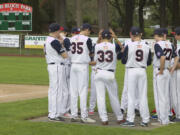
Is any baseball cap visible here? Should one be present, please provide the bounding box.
[60,26,69,32]
[71,27,80,34]
[101,30,112,39]
[153,28,164,35]
[130,27,142,35]
[163,28,168,35]
[81,23,92,31]
[175,27,180,35]
[49,23,60,32]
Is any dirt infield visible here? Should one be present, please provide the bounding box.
[0,84,48,103]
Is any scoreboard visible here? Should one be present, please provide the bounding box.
[0,3,32,31]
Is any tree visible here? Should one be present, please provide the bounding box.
[76,0,82,27]
[172,0,180,29]
[138,0,146,34]
[54,0,66,26]
[97,0,108,29]
[123,0,135,35]
[159,0,167,27]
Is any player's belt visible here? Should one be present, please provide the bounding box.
[48,62,65,65]
[127,67,146,69]
[97,68,114,72]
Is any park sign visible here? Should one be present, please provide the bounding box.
[0,3,32,31]
[0,34,19,47]
[25,36,47,49]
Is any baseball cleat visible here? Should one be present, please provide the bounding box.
[88,111,95,115]
[48,117,65,122]
[102,121,109,125]
[71,117,80,122]
[121,121,135,127]
[169,115,176,122]
[151,114,158,119]
[140,122,148,127]
[81,117,96,123]
[174,118,180,122]
[117,119,126,125]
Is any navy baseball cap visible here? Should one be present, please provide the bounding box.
[60,26,69,32]
[163,28,168,35]
[101,30,112,39]
[130,27,142,35]
[49,23,60,32]
[81,23,92,31]
[71,27,80,34]
[175,27,180,35]
[153,28,164,35]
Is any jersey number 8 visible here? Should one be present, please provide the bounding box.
[97,50,113,62]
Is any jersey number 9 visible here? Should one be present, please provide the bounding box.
[136,50,143,62]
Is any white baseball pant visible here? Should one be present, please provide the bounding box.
[126,68,149,123]
[94,70,123,122]
[70,63,89,119]
[48,64,68,118]
[153,68,170,124]
[89,68,97,112]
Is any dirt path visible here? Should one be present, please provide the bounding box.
[0,84,48,103]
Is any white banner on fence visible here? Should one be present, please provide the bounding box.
[24,35,155,50]
[25,36,47,49]
[0,34,19,48]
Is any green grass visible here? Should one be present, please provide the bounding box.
[0,56,180,135]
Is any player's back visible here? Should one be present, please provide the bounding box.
[95,42,117,70]
[153,40,173,68]
[44,36,64,64]
[126,40,150,68]
[70,34,90,64]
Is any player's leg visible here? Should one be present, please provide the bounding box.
[138,69,150,124]
[156,69,170,124]
[78,64,89,119]
[89,68,97,114]
[47,65,58,118]
[105,74,124,122]
[70,64,79,119]
[121,69,128,112]
[175,69,180,120]
[94,70,108,123]
[126,68,137,123]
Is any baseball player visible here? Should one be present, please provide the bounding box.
[71,27,80,37]
[153,28,177,125]
[44,23,68,121]
[59,26,72,118]
[121,27,151,127]
[170,27,180,122]
[94,29,124,125]
[69,23,96,123]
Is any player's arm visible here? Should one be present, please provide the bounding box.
[51,40,68,59]
[154,44,165,75]
[89,44,97,66]
[121,46,128,64]
[109,28,123,49]
[115,43,123,60]
[97,29,103,44]
[147,49,152,66]
[171,46,179,73]
[87,38,94,60]
[63,38,71,51]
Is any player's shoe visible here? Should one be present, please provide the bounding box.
[121,121,135,127]
[151,114,158,119]
[48,117,65,122]
[117,119,126,124]
[71,117,80,122]
[140,122,148,127]
[63,113,72,119]
[81,117,96,123]
[88,111,95,115]
[174,118,180,122]
[169,115,176,122]
[102,121,108,125]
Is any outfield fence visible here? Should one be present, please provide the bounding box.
[0,33,176,56]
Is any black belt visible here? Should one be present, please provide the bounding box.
[48,63,65,65]
[97,68,114,72]
[128,67,146,69]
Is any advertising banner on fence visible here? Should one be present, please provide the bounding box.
[25,36,47,49]
[0,34,19,47]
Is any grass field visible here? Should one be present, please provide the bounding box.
[0,56,180,135]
